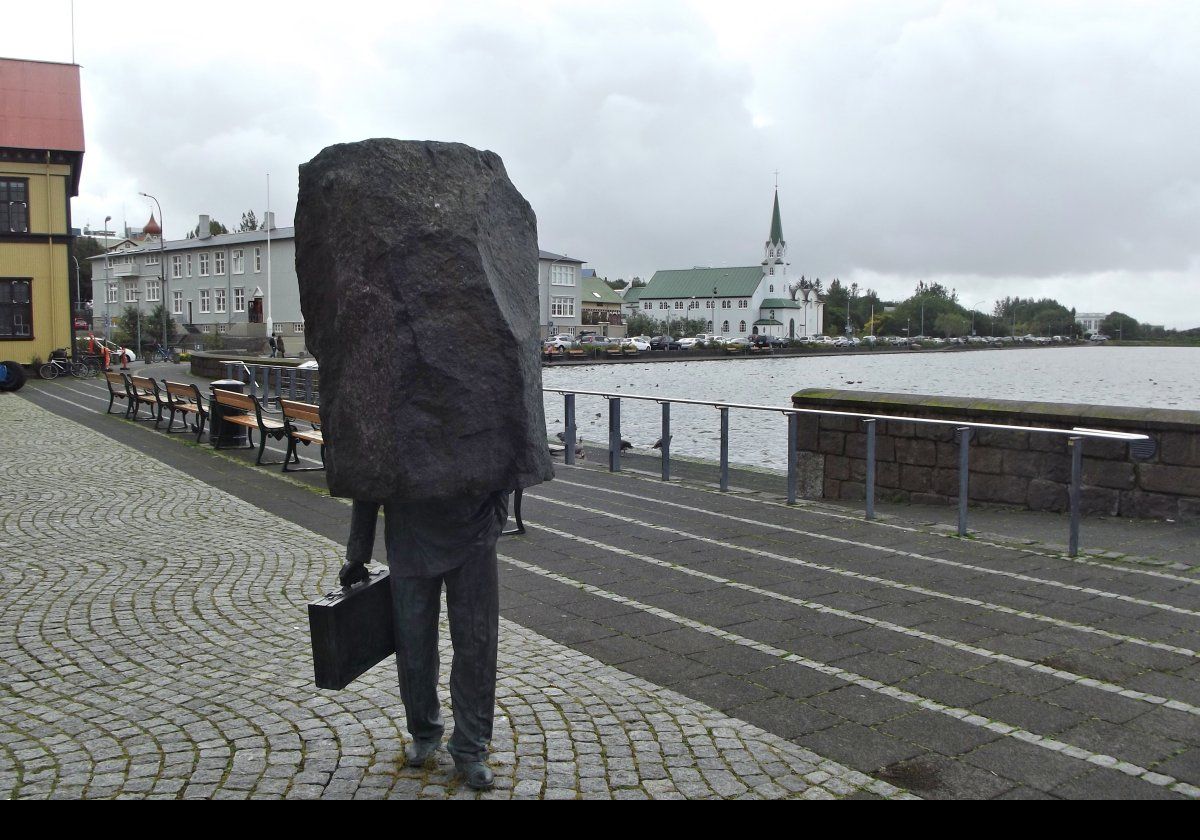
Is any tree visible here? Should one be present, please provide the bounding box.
[934,312,970,338]
[1100,311,1141,340]
[238,210,259,232]
[113,305,150,350]
[624,313,661,337]
[605,277,628,291]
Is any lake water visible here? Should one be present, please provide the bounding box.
[541,346,1200,472]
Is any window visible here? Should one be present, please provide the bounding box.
[186,255,193,277]
[172,255,183,279]
[146,253,160,266]
[201,324,212,333]
[106,284,118,304]
[124,280,137,303]
[214,288,226,314]
[659,302,669,310]
[722,320,729,332]
[234,287,245,312]
[0,279,32,338]
[674,301,684,310]
[721,300,731,309]
[643,302,652,310]
[199,289,211,314]
[231,249,244,274]
[770,310,775,319]
[738,299,748,308]
[769,266,774,275]
[254,247,262,272]
[172,291,183,315]
[706,300,713,308]
[550,264,575,286]
[214,251,225,275]
[739,321,747,333]
[216,323,228,334]
[551,296,575,317]
[769,285,774,293]
[0,179,29,233]
[199,253,210,276]
[147,280,161,302]
[293,321,305,333]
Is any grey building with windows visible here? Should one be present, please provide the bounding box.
[89,213,304,351]
[538,249,586,338]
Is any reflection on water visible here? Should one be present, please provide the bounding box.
[542,346,1200,472]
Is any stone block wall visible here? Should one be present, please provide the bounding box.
[792,389,1200,521]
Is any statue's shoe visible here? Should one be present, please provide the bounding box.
[404,739,440,767]
[454,759,495,791]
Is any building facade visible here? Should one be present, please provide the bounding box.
[636,191,824,339]
[538,249,586,338]
[580,274,626,337]
[90,213,304,351]
[0,58,85,366]
[1075,312,1107,335]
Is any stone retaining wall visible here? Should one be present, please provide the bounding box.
[791,389,1200,521]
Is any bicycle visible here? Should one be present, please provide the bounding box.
[149,343,172,363]
[39,350,91,380]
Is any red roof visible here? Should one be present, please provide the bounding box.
[0,58,85,153]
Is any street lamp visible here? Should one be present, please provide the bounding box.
[970,299,986,336]
[844,282,858,337]
[139,192,168,350]
[102,215,111,341]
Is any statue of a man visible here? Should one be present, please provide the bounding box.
[296,140,554,790]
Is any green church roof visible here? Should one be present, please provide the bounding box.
[759,297,800,309]
[754,318,784,326]
[622,285,646,303]
[641,266,762,299]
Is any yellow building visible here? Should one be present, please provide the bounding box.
[0,58,85,367]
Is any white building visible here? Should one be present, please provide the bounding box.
[1075,311,1107,335]
[635,191,824,339]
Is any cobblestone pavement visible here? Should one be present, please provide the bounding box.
[12,373,1200,799]
[0,394,908,799]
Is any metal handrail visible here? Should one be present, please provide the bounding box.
[544,387,1151,557]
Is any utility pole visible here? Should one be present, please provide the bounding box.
[139,193,167,348]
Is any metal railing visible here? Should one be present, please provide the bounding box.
[222,361,319,406]
[545,388,1151,557]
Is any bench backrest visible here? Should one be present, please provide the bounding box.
[164,380,203,404]
[212,388,257,412]
[129,375,162,398]
[281,399,321,426]
[104,371,126,391]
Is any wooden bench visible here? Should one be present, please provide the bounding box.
[103,371,132,417]
[163,380,210,441]
[280,399,324,472]
[566,347,587,360]
[128,374,168,425]
[211,387,288,465]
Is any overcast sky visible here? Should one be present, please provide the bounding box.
[4,1,1198,327]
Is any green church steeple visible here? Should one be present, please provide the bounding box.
[769,189,784,246]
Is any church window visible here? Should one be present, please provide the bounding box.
[739,321,747,333]
[769,285,774,293]
[722,320,729,332]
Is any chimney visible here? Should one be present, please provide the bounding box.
[198,214,211,240]
[262,211,276,232]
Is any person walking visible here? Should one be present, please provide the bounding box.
[274,333,286,358]
[267,334,277,358]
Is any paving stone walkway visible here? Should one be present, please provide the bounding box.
[0,394,907,799]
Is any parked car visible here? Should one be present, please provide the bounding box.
[545,334,575,350]
[622,337,650,352]
[751,334,787,348]
[650,335,681,351]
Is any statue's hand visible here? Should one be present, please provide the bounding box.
[339,559,371,588]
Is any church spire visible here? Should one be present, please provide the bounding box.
[769,188,784,246]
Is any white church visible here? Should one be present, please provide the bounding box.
[628,190,825,339]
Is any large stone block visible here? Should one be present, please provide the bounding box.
[969,447,1003,474]
[972,474,1028,505]
[1080,486,1120,516]
[899,463,933,492]
[1081,458,1135,490]
[796,415,821,451]
[895,438,937,467]
[1118,491,1179,520]
[1026,479,1067,513]
[295,139,554,501]
[818,431,845,455]
[1138,464,1200,497]
[825,455,851,481]
[1160,431,1200,467]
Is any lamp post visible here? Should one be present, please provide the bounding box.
[712,283,719,334]
[102,215,111,342]
[970,299,986,336]
[139,192,168,349]
[844,282,858,337]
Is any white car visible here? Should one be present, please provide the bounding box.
[544,334,575,350]
[622,337,650,351]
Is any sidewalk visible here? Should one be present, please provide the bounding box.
[7,373,1200,799]
[0,392,905,799]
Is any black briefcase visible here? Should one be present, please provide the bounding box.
[308,567,396,690]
